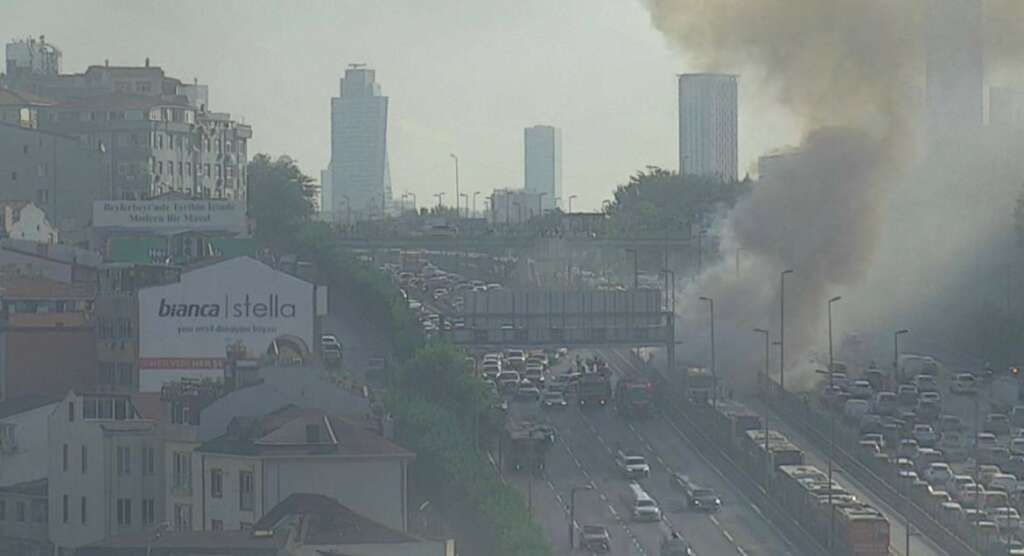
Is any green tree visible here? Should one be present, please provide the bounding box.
[247,154,316,248]
[606,166,751,236]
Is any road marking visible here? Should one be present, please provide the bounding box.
[709,515,721,527]
[608,504,618,516]
[723,530,736,543]
[737,546,749,556]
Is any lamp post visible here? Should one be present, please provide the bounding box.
[434,192,445,209]
[473,191,480,217]
[449,153,460,216]
[827,295,842,548]
[700,296,717,408]
[569,194,577,214]
[625,248,639,289]
[780,269,794,390]
[894,329,909,384]
[754,328,770,379]
[569,484,594,549]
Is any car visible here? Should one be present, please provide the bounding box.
[848,379,873,399]
[830,372,850,391]
[861,433,885,451]
[912,424,938,447]
[540,390,568,409]
[844,399,870,421]
[951,475,978,499]
[977,432,999,450]
[937,414,964,433]
[914,374,938,393]
[951,372,978,394]
[616,449,651,479]
[516,381,542,401]
[320,333,341,347]
[919,391,942,405]
[579,525,611,552]
[898,438,919,459]
[978,465,1003,488]
[986,414,1011,436]
[898,384,919,405]
[685,486,722,512]
[895,458,919,482]
[938,431,968,462]
[990,506,1022,531]
[873,392,898,416]
[1012,405,1024,428]
[1010,437,1024,456]
[923,462,954,486]
[989,473,1018,494]
[916,399,940,422]
[481,361,502,381]
[497,371,521,390]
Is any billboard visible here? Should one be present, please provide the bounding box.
[93,200,246,233]
[138,257,319,391]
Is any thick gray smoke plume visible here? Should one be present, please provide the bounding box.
[647,0,1024,388]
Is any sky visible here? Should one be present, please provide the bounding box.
[2,0,800,211]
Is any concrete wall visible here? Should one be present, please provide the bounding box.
[0,402,57,486]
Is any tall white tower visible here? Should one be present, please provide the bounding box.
[329,65,391,220]
[678,74,738,181]
[524,125,562,211]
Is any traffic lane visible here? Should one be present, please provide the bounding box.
[595,349,799,555]
[742,396,949,556]
[322,308,387,378]
[580,402,779,556]
[506,398,642,555]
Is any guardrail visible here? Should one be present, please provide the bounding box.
[759,376,981,556]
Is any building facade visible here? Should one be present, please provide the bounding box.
[0,201,58,243]
[678,73,738,181]
[329,65,391,220]
[925,0,984,138]
[524,125,561,212]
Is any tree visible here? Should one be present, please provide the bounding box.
[247,154,316,248]
[605,166,751,236]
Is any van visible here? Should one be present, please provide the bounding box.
[625,482,662,522]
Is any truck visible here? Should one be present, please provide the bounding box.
[686,367,714,404]
[579,372,612,407]
[616,371,654,418]
[503,418,554,476]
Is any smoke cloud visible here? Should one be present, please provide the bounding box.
[647,0,1024,389]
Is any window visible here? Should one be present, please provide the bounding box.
[10,171,16,181]
[177,161,183,175]
[31,500,46,523]
[80,496,87,524]
[157,134,163,149]
[115,398,127,420]
[142,498,155,525]
[117,446,130,475]
[204,163,210,177]
[167,161,174,176]
[81,445,87,474]
[135,81,151,93]
[174,503,192,531]
[210,468,223,498]
[62,444,68,471]
[68,402,75,422]
[117,364,133,387]
[15,501,24,522]
[143,446,155,475]
[84,397,98,418]
[99,398,113,418]
[211,519,223,531]
[185,162,192,175]
[173,452,191,492]
[239,470,254,511]
[116,498,132,526]
[21,145,28,155]
[62,495,68,523]
[156,161,163,174]
[0,499,5,520]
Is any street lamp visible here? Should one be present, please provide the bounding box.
[569,194,577,214]
[569,484,594,549]
[754,328,770,378]
[450,153,460,216]
[625,248,639,289]
[826,295,842,548]
[779,269,794,391]
[434,192,445,209]
[894,329,909,384]
[700,296,717,409]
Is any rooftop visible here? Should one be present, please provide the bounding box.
[256,493,418,545]
[198,405,412,459]
[0,275,97,299]
[0,478,47,496]
[0,394,59,419]
[55,92,187,111]
[0,87,53,107]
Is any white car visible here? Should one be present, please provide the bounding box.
[951,475,978,500]
[990,506,1022,530]
[919,391,942,405]
[923,462,954,486]
[989,473,1018,494]
[848,380,873,399]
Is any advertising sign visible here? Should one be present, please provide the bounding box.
[137,257,316,391]
[93,200,246,233]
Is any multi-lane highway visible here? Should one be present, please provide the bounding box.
[501,349,800,555]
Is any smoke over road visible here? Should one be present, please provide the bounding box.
[647,0,1024,389]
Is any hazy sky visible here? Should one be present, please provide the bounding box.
[3,0,799,210]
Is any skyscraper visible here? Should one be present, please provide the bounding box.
[524,125,561,211]
[925,0,984,136]
[678,74,738,181]
[329,65,391,219]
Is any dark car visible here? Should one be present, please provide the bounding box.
[540,390,568,410]
[580,525,611,552]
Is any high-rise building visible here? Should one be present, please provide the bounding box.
[524,125,561,211]
[925,0,984,136]
[678,74,738,181]
[329,65,391,220]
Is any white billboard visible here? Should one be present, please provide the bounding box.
[138,257,318,391]
[93,200,246,233]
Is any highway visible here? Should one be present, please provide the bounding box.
[502,349,800,555]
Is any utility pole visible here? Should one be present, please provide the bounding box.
[827,295,842,549]
[450,153,460,216]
